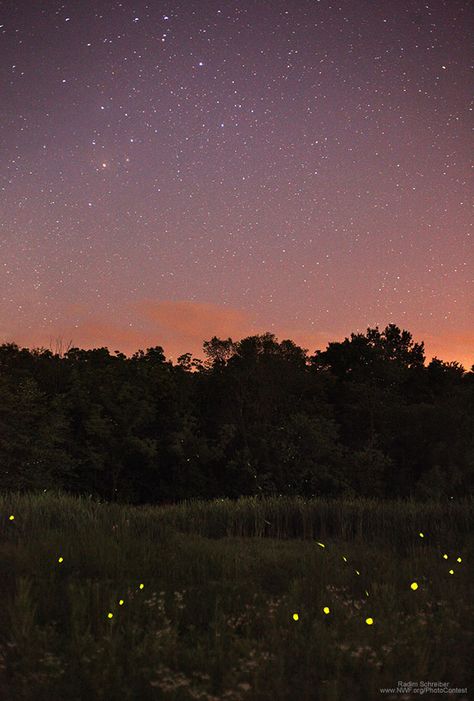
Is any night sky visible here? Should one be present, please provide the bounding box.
[1,0,472,366]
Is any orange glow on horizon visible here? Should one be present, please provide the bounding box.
[1,300,472,369]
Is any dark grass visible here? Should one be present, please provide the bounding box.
[0,492,472,700]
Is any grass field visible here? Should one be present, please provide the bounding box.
[0,493,472,700]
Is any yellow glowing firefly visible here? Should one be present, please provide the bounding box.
[293,613,299,621]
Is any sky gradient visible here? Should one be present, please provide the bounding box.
[1,0,472,366]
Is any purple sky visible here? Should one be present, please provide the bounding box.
[1,0,472,365]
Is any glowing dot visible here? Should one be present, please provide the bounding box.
[107,612,113,619]
[419,532,424,538]
[316,542,325,548]
[292,613,299,621]
[119,599,124,606]
[365,617,374,625]
[58,557,64,563]
[355,570,360,576]
[139,583,144,590]
[9,515,14,521]
[323,606,330,615]
[101,162,107,168]
[342,556,347,562]
[443,554,448,559]
[456,557,462,563]
[449,569,454,575]
[410,582,418,591]
[365,590,369,597]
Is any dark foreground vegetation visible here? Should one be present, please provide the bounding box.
[0,493,472,700]
[0,325,472,503]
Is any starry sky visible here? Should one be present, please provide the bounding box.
[1,0,472,366]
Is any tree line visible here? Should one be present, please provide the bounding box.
[0,324,472,503]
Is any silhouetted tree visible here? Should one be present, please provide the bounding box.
[0,326,471,502]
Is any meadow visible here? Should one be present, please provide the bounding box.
[0,493,472,700]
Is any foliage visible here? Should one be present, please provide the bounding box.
[0,325,472,502]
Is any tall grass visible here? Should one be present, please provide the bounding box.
[0,492,472,700]
[151,494,473,547]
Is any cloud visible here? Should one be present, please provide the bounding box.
[3,300,258,360]
[134,299,254,342]
[2,300,472,367]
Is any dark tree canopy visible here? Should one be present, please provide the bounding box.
[0,326,472,503]
[312,324,425,378]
